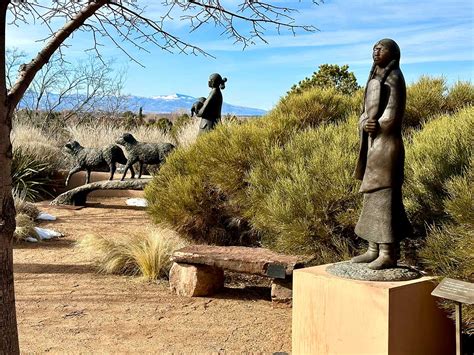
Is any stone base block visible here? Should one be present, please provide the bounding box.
[271,278,292,304]
[169,262,224,297]
[292,264,455,355]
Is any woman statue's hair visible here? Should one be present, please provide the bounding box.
[209,73,227,89]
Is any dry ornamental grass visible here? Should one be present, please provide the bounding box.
[77,226,186,280]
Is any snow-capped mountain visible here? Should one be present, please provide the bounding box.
[18,91,267,116]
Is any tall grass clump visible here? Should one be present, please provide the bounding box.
[12,122,65,169]
[14,213,37,242]
[77,226,186,280]
[14,196,40,220]
[419,167,473,334]
[404,76,446,128]
[171,118,200,148]
[67,122,172,148]
[405,106,473,225]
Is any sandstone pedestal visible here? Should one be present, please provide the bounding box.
[292,264,455,355]
[169,262,224,297]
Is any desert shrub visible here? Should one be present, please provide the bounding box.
[11,147,58,201]
[445,80,474,113]
[154,117,173,133]
[404,76,446,128]
[247,115,361,262]
[77,227,186,280]
[443,165,473,226]
[147,88,360,249]
[419,167,473,334]
[404,107,473,226]
[146,77,471,269]
[14,213,37,242]
[146,122,269,246]
[271,86,358,129]
[249,115,360,263]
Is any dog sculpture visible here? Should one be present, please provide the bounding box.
[64,140,134,186]
[115,133,175,180]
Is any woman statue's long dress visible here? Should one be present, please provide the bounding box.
[352,38,412,270]
[197,73,227,134]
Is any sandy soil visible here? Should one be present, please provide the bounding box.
[13,198,292,353]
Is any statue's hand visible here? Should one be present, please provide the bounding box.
[364,119,378,134]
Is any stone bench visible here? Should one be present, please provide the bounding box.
[169,245,307,303]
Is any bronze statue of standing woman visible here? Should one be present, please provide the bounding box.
[197,73,227,134]
[352,38,412,270]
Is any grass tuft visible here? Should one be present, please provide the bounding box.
[77,226,186,280]
[14,213,37,242]
[14,196,40,220]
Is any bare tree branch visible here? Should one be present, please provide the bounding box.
[7,0,109,109]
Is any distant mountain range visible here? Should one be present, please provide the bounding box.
[18,91,267,116]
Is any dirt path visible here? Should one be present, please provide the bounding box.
[13,198,292,353]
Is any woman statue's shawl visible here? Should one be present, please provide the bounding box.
[354,71,406,193]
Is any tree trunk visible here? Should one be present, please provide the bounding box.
[0,214,18,355]
[0,2,19,353]
[0,111,19,354]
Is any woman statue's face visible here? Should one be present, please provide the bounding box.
[373,44,391,67]
[208,75,219,88]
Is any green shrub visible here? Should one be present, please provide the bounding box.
[443,164,473,225]
[288,64,360,96]
[404,107,473,225]
[445,80,474,113]
[270,86,358,129]
[405,76,446,128]
[146,87,359,248]
[419,167,473,334]
[155,117,173,133]
[247,115,361,262]
[146,78,472,275]
[146,123,267,246]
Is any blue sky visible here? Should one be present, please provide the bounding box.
[6,0,474,110]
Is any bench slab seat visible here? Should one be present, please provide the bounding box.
[170,245,308,302]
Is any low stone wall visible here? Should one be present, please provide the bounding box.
[54,170,146,198]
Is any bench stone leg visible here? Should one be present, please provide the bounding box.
[271,278,293,304]
[169,262,224,297]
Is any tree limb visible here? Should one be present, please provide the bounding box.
[7,0,109,109]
